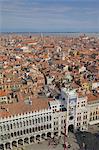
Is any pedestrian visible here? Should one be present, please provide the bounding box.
[85,144,87,150]
[83,142,85,148]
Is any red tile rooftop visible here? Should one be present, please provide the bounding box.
[87,93,99,103]
[0,96,54,118]
[0,90,10,97]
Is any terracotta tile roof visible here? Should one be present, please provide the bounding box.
[78,92,86,98]
[0,90,9,97]
[0,96,53,118]
[87,92,99,102]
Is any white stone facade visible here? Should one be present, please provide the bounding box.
[61,88,99,133]
[0,107,66,150]
[0,89,99,150]
[75,96,89,131]
[0,96,8,104]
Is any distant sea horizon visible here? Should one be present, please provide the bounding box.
[0,32,99,37]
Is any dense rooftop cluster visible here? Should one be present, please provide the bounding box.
[0,33,99,116]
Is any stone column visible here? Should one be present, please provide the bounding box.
[28,138,30,144]
[39,135,42,141]
[58,129,61,137]
[10,143,12,150]
[23,139,24,145]
[66,124,68,136]
[34,136,36,143]
[3,144,6,150]
[16,141,18,147]
[51,132,54,138]
[45,133,47,140]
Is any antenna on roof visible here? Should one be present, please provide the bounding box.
[29,96,32,105]
[41,33,45,45]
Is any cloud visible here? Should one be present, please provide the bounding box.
[0,0,99,32]
[0,1,72,15]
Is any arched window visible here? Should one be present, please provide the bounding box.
[17,131,20,136]
[4,134,7,139]
[20,122,22,127]
[44,125,46,129]
[3,125,6,130]
[26,129,29,134]
[32,119,34,124]
[29,120,32,125]
[14,132,17,137]
[17,122,19,128]
[35,119,37,124]
[13,123,16,128]
[0,135,3,140]
[47,124,49,129]
[44,117,46,122]
[38,118,40,123]
[41,126,43,130]
[90,112,92,116]
[7,133,10,138]
[47,116,49,121]
[23,121,25,126]
[26,120,29,126]
[49,124,51,128]
[7,124,9,130]
[33,128,35,132]
[35,127,37,132]
[38,126,40,131]
[93,112,95,115]
[0,126,2,132]
[23,130,25,134]
[20,130,22,135]
[10,124,12,129]
[29,128,32,133]
[41,117,43,122]
[11,133,13,137]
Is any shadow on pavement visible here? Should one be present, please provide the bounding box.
[75,131,99,150]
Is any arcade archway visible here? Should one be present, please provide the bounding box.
[68,124,74,133]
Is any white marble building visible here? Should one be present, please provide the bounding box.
[0,89,99,150]
[0,97,66,150]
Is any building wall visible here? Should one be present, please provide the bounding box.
[75,96,89,131]
[0,109,52,143]
[92,82,99,89]
[75,97,99,131]
[0,73,3,79]
[61,88,77,134]
[0,108,66,150]
[0,96,8,104]
[0,90,99,150]
[88,102,99,125]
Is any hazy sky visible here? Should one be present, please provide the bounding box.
[0,0,99,32]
